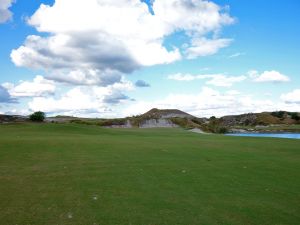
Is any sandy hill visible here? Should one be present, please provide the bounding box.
[124,108,205,129]
[140,108,195,119]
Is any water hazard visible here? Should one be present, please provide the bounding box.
[226,133,300,139]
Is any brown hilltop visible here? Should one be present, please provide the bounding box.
[141,108,195,119]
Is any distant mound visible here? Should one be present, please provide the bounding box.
[46,115,79,123]
[140,108,195,119]
[207,111,300,133]
[127,108,205,129]
[0,115,28,123]
[2,109,298,134]
[220,111,300,127]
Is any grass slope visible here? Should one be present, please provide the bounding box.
[0,124,299,225]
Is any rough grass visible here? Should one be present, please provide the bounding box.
[0,123,299,225]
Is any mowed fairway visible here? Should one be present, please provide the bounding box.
[0,124,299,225]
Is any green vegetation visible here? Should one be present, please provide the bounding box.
[170,117,202,129]
[205,117,228,133]
[39,109,300,133]
[289,112,300,121]
[29,111,46,122]
[70,118,127,127]
[270,111,300,121]
[271,111,285,119]
[0,124,299,225]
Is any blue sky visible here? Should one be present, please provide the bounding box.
[0,0,299,117]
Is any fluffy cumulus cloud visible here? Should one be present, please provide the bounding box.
[135,80,150,87]
[47,69,123,86]
[249,70,290,83]
[123,87,281,117]
[11,0,234,86]
[205,75,246,87]
[168,70,291,87]
[168,73,246,87]
[0,0,14,23]
[3,76,56,97]
[281,89,300,104]
[28,87,105,115]
[28,77,135,116]
[186,38,232,59]
[0,85,15,103]
[123,87,300,118]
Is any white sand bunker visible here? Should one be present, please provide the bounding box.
[189,128,206,134]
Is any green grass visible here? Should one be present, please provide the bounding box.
[0,123,299,225]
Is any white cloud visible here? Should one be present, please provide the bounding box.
[206,74,246,87]
[247,70,258,79]
[280,89,300,104]
[228,52,245,58]
[48,69,124,86]
[0,85,15,103]
[28,87,103,115]
[135,80,150,87]
[0,0,14,23]
[186,38,232,59]
[249,70,290,83]
[3,76,56,97]
[225,90,240,95]
[168,69,291,87]
[27,77,135,117]
[167,73,198,81]
[11,0,234,86]
[122,87,279,118]
[167,73,246,87]
[2,108,30,116]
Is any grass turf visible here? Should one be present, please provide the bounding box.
[0,123,299,225]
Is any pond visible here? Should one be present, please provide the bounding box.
[226,133,300,140]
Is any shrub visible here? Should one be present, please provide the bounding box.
[191,118,203,125]
[29,111,45,122]
[70,119,94,125]
[244,119,251,126]
[170,117,190,128]
[271,111,285,119]
[290,112,300,121]
[101,119,126,126]
[217,126,228,134]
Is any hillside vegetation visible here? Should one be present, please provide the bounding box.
[1,109,300,133]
